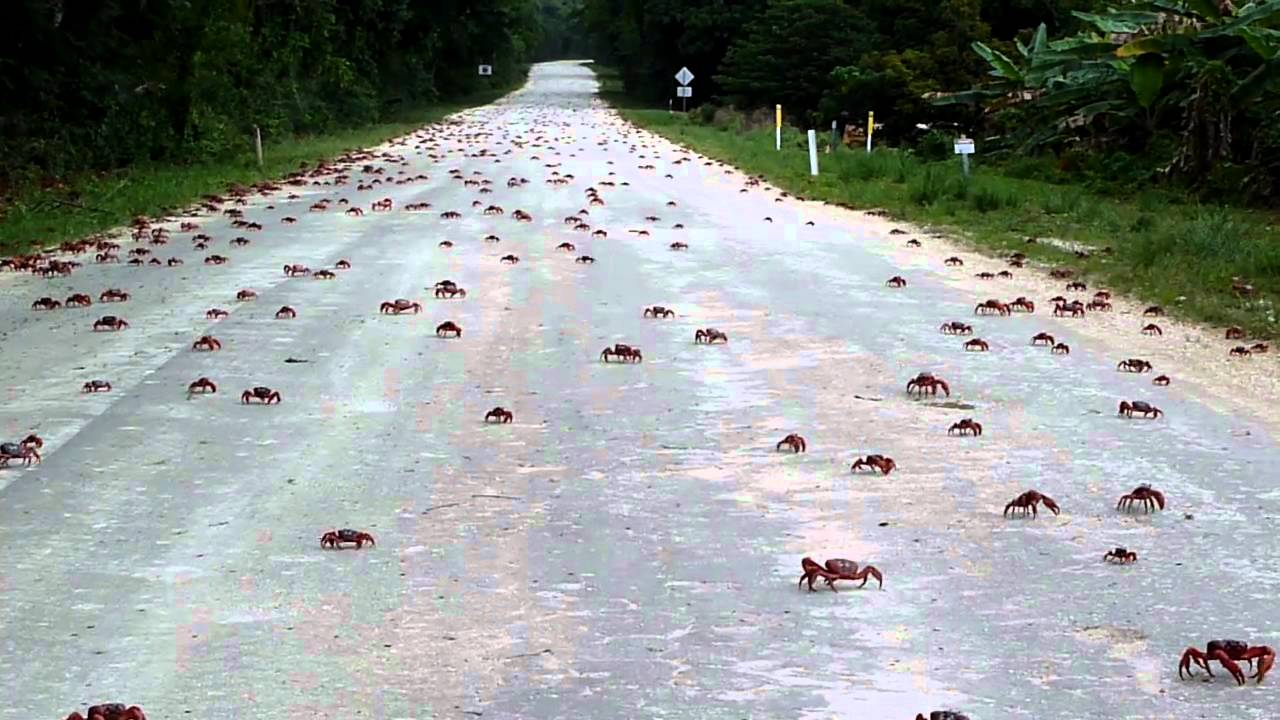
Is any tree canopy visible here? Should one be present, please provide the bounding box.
[582,0,1280,198]
[1,0,544,190]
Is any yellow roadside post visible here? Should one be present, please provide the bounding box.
[775,104,782,151]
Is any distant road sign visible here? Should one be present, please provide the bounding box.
[676,86,692,98]
[675,67,694,86]
[478,65,493,76]
[954,138,975,155]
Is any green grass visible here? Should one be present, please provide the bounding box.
[610,105,1280,338]
[0,79,526,256]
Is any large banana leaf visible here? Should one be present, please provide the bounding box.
[1071,10,1162,33]
[1130,53,1166,107]
[972,41,1025,82]
[1199,0,1280,38]
[1241,28,1280,59]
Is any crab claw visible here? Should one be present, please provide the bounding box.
[1040,495,1061,516]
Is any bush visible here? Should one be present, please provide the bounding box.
[916,130,953,162]
[695,103,718,125]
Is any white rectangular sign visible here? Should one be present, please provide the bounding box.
[676,86,692,98]
[675,67,694,85]
[478,65,493,76]
[954,138,975,155]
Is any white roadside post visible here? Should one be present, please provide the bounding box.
[866,111,875,153]
[253,125,263,168]
[954,136,976,176]
[807,129,819,176]
[775,105,782,151]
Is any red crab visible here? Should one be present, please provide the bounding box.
[694,328,728,344]
[906,372,949,398]
[776,434,807,453]
[1116,484,1165,513]
[1103,547,1137,564]
[851,454,896,475]
[1118,400,1162,419]
[93,316,129,331]
[321,529,376,549]
[948,418,983,436]
[484,407,514,423]
[436,321,462,338]
[1003,490,1060,518]
[188,377,217,394]
[241,386,281,404]
[0,442,40,468]
[63,704,147,720]
[798,557,884,592]
[601,343,642,363]
[1179,640,1274,685]
[192,335,222,351]
[82,379,112,393]
[380,299,421,314]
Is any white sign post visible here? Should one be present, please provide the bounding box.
[807,129,819,176]
[478,64,493,76]
[675,67,694,112]
[954,137,975,176]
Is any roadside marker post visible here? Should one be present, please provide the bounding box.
[675,67,693,113]
[954,136,976,176]
[866,111,875,153]
[775,105,782,151]
[830,120,838,153]
[807,129,819,176]
[254,125,263,168]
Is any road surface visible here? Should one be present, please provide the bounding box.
[2,60,1277,720]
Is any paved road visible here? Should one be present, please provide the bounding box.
[2,61,1277,720]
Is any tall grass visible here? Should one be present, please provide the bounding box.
[615,106,1280,337]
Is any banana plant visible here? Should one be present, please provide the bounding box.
[939,0,1280,182]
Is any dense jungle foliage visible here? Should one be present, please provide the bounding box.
[582,0,1280,204]
[0,0,546,193]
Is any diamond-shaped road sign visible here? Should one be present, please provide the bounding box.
[675,67,694,86]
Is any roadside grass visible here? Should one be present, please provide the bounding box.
[0,79,527,256]
[612,107,1280,338]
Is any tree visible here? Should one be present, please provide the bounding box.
[938,0,1280,197]
[0,0,540,190]
[716,0,874,119]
